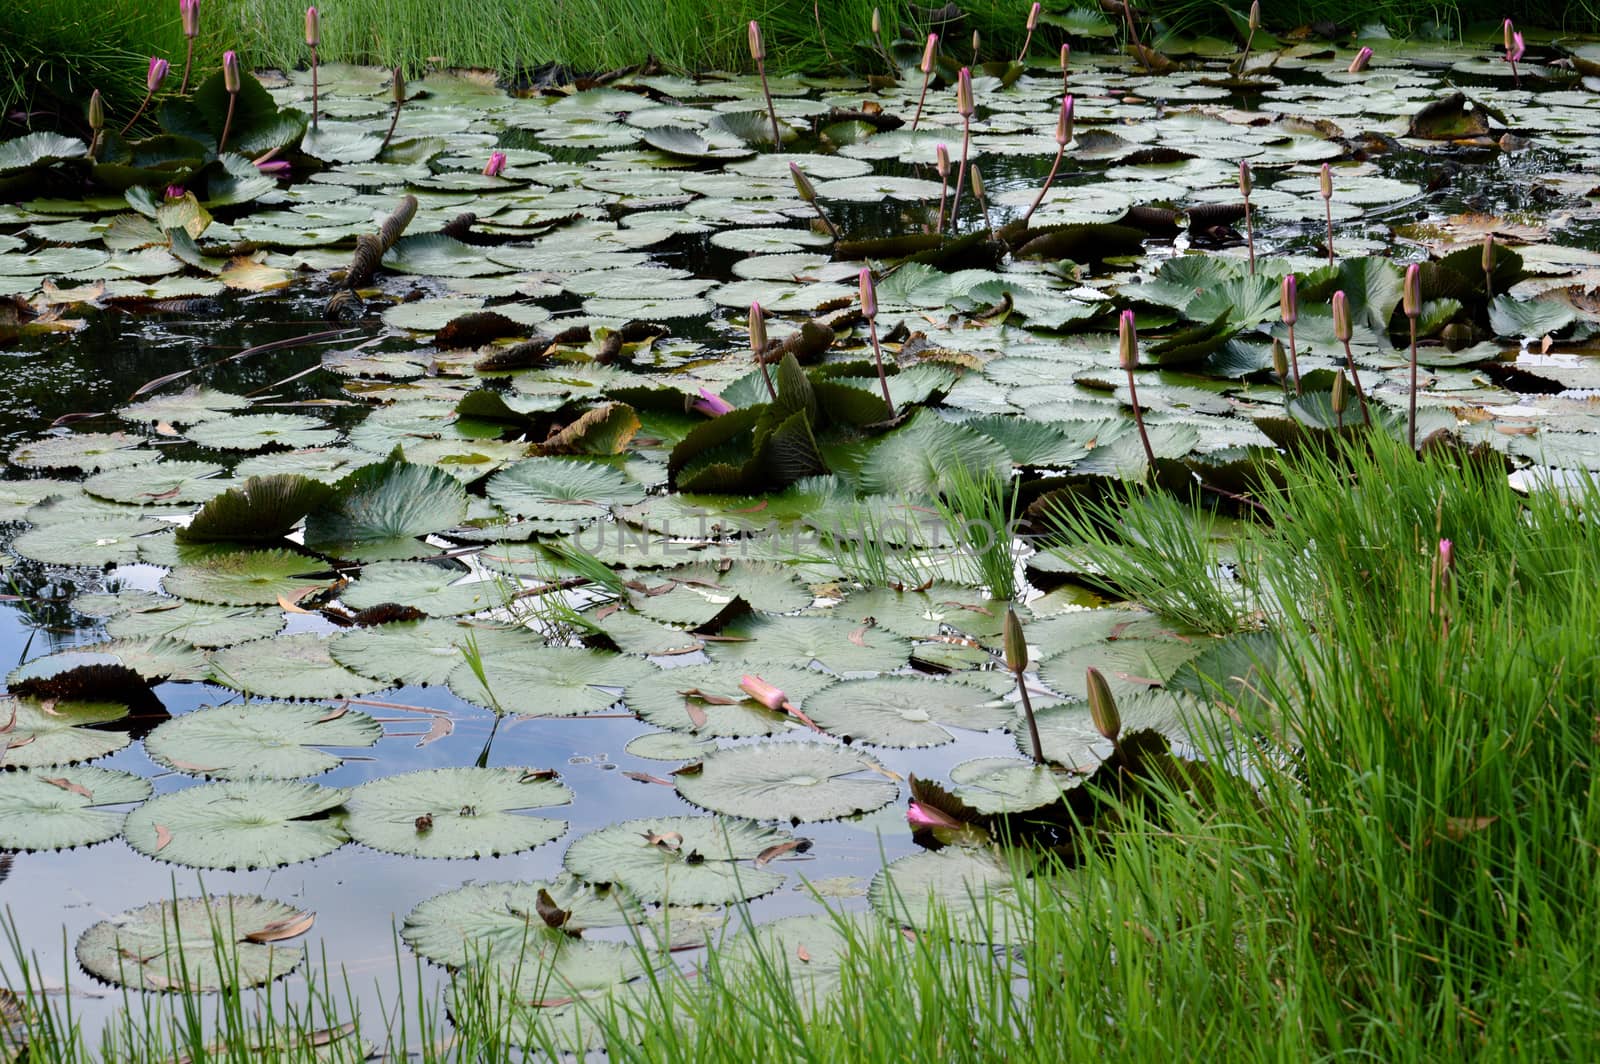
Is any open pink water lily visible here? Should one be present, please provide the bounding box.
[146,57,170,94]
[692,387,733,418]
[906,801,963,830]
[482,151,507,177]
[1508,32,1526,63]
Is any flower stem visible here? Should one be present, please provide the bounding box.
[1015,671,1044,765]
[1340,338,1371,424]
[310,46,320,131]
[948,117,971,234]
[756,57,781,149]
[866,318,894,417]
[1287,321,1301,396]
[1020,143,1064,228]
[1324,198,1335,265]
[119,91,153,136]
[217,92,238,154]
[1408,317,1419,451]
[180,39,195,94]
[1125,365,1157,471]
[1242,191,1255,275]
[911,67,933,130]
[380,96,402,153]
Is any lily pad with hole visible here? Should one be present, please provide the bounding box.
[675,741,898,822]
[0,766,152,851]
[163,547,337,605]
[868,848,1039,944]
[562,816,795,906]
[402,875,644,970]
[704,614,913,675]
[624,662,834,737]
[328,618,545,687]
[447,646,653,717]
[804,676,1012,748]
[123,779,350,870]
[345,766,572,859]
[185,413,338,451]
[210,634,392,700]
[144,702,381,780]
[340,561,507,616]
[75,896,311,992]
[0,699,131,768]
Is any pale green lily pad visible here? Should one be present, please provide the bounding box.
[0,479,80,522]
[328,618,544,688]
[304,451,469,558]
[163,547,337,605]
[124,779,350,869]
[719,912,883,1015]
[447,646,653,717]
[185,413,337,451]
[210,633,391,699]
[9,432,152,472]
[624,731,718,761]
[341,561,509,616]
[12,515,169,566]
[0,699,131,768]
[486,457,647,525]
[0,766,151,851]
[76,896,311,992]
[104,601,284,647]
[118,386,251,425]
[82,461,229,506]
[562,816,795,905]
[625,662,834,737]
[345,766,571,859]
[12,637,210,684]
[675,741,898,822]
[804,676,1011,748]
[948,757,1085,813]
[144,702,382,779]
[868,848,1039,944]
[704,614,913,675]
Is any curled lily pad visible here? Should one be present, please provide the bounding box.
[144,702,381,780]
[0,766,152,851]
[345,766,572,859]
[123,779,351,869]
[163,547,337,605]
[178,475,336,543]
[675,741,898,822]
[805,676,1011,748]
[0,699,131,768]
[13,637,209,685]
[562,816,795,906]
[75,895,311,992]
[209,634,391,699]
[304,449,469,559]
[402,875,644,969]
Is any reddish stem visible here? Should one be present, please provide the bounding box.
[948,118,971,234]
[217,92,238,154]
[119,91,153,136]
[1125,366,1157,471]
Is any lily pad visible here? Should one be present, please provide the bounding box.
[868,848,1038,944]
[9,432,151,472]
[704,614,913,675]
[804,676,1011,747]
[143,702,382,780]
[948,756,1086,813]
[447,646,653,717]
[163,547,338,605]
[0,699,131,768]
[76,895,311,992]
[328,618,544,688]
[185,413,337,451]
[123,779,351,869]
[345,766,572,859]
[178,475,336,543]
[625,662,836,737]
[82,461,228,506]
[340,561,508,616]
[304,450,469,558]
[0,766,151,851]
[562,816,795,905]
[486,457,648,526]
[675,741,898,822]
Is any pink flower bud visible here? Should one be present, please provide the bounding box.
[1439,538,1453,572]
[1280,273,1297,326]
[956,67,975,117]
[222,50,240,94]
[180,0,199,38]
[1238,159,1251,197]
[1332,289,1352,343]
[935,143,950,178]
[165,185,186,200]
[482,151,507,177]
[749,300,768,353]
[1248,0,1261,31]
[1060,42,1070,73]
[255,158,290,176]
[1118,309,1138,370]
[739,674,786,711]
[1509,31,1525,63]
[147,57,170,94]
[920,33,938,74]
[858,268,877,319]
[305,6,319,47]
[906,801,964,830]
[747,20,765,62]
[1403,262,1422,318]
[1055,95,1074,146]
[692,387,734,418]
[1348,46,1372,73]
[1482,234,1494,273]
[1027,2,1041,30]
[1503,18,1515,52]
[1319,162,1333,200]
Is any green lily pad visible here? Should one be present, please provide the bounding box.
[178,475,336,543]
[328,618,545,688]
[868,848,1037,944]
[123,779,351,870]
[447,645,653,717]
[486,457,647,526]
[675,741,898,822]
[0,699,131,768]
[185,413,338,451]
[304,450,469,558]
[82,461,228,506]
[704,614,913,675]
[75,895,311,992]
[624,731,718,761]
[341,561,508,616]
[12,515,169,566]
[345,766,572,859]
[562,816,796,905]
[624,662,835,737]
[105,600,285,648]
[143,702,382,780]
[857,411,1013,496]
[401,875,645,970]
[0,766,151,851]
[804,676,1011,747]
[948,757,1085,813]
[9,432,151,472]
[210,634,392,699]
[719,912,883,1015]
[163,547,338,605]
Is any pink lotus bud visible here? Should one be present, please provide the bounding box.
[739,674,786,711]
[1332,289,1352,343]
[180,0,199,38]
[1248,0,1260,31]
[1060,42,1070,73]
[970,164,986,201]
[165,185,186,200]
[935,143,950,178]
[1319,162,1333,200]
[482,151,507,177]
[956,67,975,117]
[1348,46,1372,73]
[1238,159,1252,197]
[692,387,734,418]
[920,33,938,74]
[749,300,768,353]
[1509,32,1525,63]
[305,6,319,47]
[147,57,170,94]
[906,801,964,830]
[1403,262,1422,318]
[1503,18,1514,52]
[222,50,239,94]
[858,268,877,319]
[1055,95,1074,146]
[1482,234,1494,273]
[1085,666,1120,742]
[747,20,765,62]
[1280,273,1297,326]
[1027,2,1041,30]
[1118,309,1138,370]
[255,158,290,176]
[1438,538,1453,573]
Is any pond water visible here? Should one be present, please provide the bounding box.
[2,35,1599,1050]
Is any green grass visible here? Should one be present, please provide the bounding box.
[9,435,1600,1059]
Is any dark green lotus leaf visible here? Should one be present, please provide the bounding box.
[1489,294,1577,339]
[675,740,898,822]
[947,757,1085,814]
[402,874,646,970]
[447,645,653,717]
[179,475,337,543]
[163,547,337,605]
[625,661,835,737]
[704,614,913,675]
[868,848,1038,944]
[1297,256,1403,335]
[1167,630,1286,722]
[0,766,151,851]
[562,815,796,905]
[123,779,350,870]
[185,413,336,452]
[857,410,1012,496]
[328,618,545,687]
[1075,423,1200,479]
[1185,273,1281,330]
[804,676,1011,748]
[83,461,229,506]
[345,766,571,859]
[486,456,646,525]
[0,698,131,768]
[76,895,311,992]
[162,69,307,156]
[304,449,469,557]
[210,633,391,699]
[144,701,381,780]
[1149,311,1237,367]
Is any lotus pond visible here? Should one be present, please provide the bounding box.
[2,33,1600,1055]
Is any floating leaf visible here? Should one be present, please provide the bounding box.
[163,547,337,605]
[143,702,381,780]
[562,816,795,905]
[209,634,391,699]
[104,601,284,648]
[948,757,1084,813]
[123,779,350,869]
[868,848,1037,944]
[0,766,151,851]
[328,618,544,688]
[625,662,835,737]
[82,461,228,506]
[0,699,131,768]
[805,676,1011,748]
[76,896,310,992]
[12,515,168,566]
[402,875,644,969]
[486,457,647,526]
[304,449,469,558]
[447,646,653,717]
[185,413,337,451]
[675,741,898,822]
[341,561,507,617]
[345,766,571,859]
[704,614,913,675]
[178,475,336,543]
